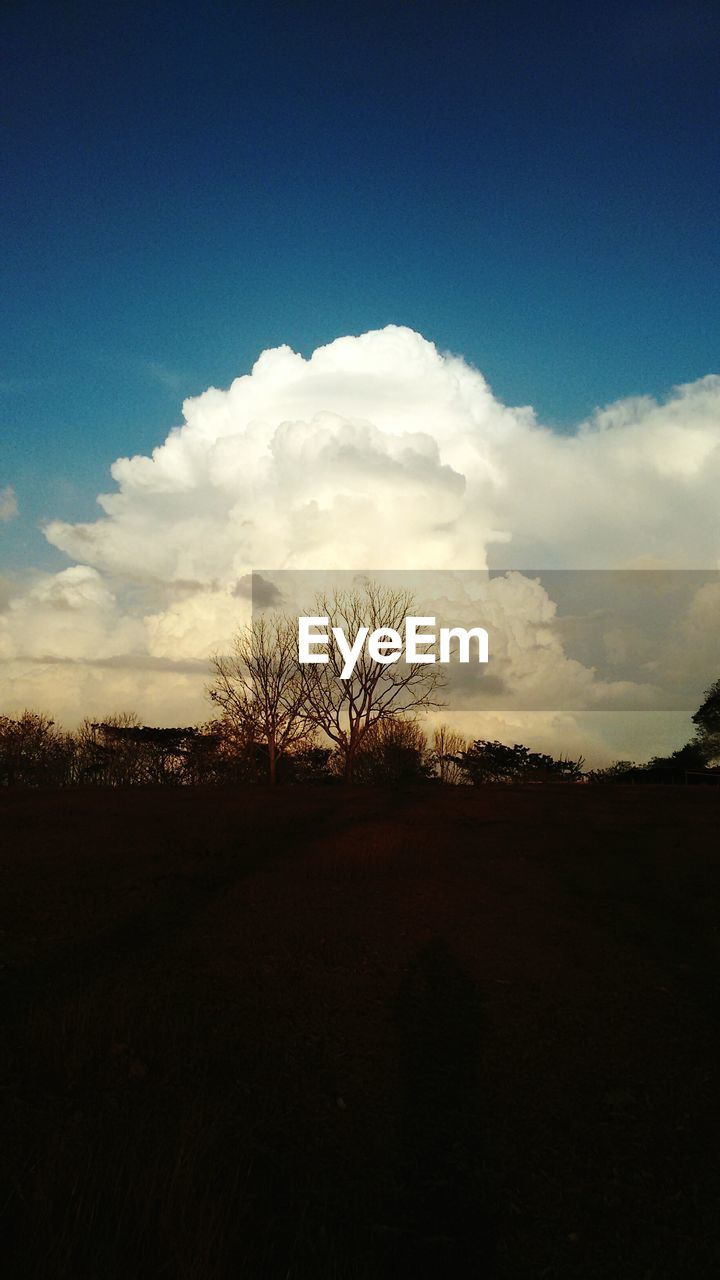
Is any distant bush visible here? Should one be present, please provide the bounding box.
[585,760,638,784]
[449,740,584,785]
[353,720,434,786]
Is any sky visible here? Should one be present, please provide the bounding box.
[1,0,719,758]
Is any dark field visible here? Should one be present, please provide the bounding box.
[2,786,719,1279]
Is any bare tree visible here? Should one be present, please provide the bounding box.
[301,582,445,781]
[207,614,311,784]
[432,723,469,785]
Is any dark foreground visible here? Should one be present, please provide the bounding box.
[1,785,719,1279]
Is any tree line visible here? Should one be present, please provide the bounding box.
[0,709,587,789]
[2,582,718,788]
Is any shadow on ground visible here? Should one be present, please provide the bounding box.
[391,936,496,1276]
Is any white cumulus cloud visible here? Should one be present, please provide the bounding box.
[1,325,719,757]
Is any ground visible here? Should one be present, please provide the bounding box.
[1,784,719,1278]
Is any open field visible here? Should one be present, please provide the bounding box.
[2,785,719,1278]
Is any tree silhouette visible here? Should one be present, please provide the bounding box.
[208,615,312,784]
[354,718,433,785]
[451,739,584,784]
[432,724,469,785]
[692,677,720,765]
[0,711,71,786]
[301,582,445,782]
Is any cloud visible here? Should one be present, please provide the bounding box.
[43,330,720,584]
[0,486,18,523]
[1,325,719,754]
[0,566,144,663]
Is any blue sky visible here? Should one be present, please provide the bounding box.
[2,0,719,571]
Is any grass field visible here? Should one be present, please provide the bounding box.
[2,784,719,1278]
